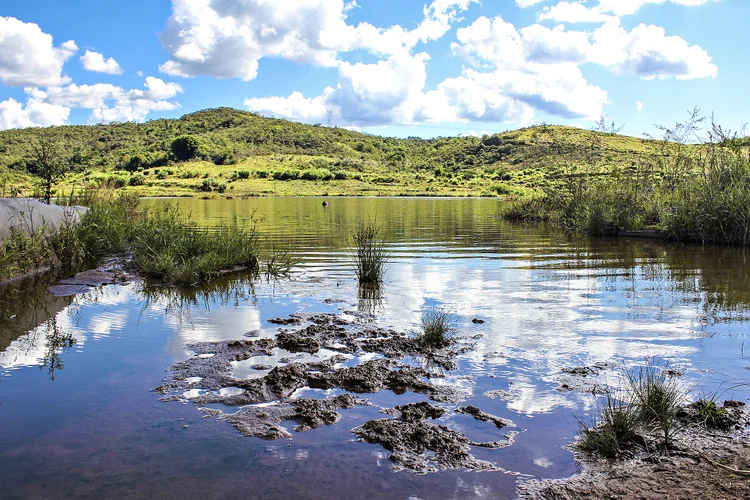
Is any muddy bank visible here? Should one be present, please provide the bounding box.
[519,407,750,499]
[353,402,516,474]
[47,258,133,297]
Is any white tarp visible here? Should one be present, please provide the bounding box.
[0,198,87,240]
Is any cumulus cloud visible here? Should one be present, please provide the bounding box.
[454,15,716,81]
[0,97,70,130]
[516,0,547,7]
[80,50,123,75]
[0,17,77,87]
[0,77,183,130]
[159,0,477,80]
[636,101,644,113]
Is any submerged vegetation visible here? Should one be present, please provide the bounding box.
[0,194,266,286]
[351,219,388,284]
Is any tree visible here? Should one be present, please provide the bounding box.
[170,134,204,162]
[26,135,70,204]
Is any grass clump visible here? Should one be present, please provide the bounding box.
[416,307,456,347]
[626,364,688,449]
[132,209,259,286]
[0,225,55,280]
[352,219,387,284]
[576,392,641,458]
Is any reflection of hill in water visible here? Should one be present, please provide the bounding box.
[0,277,73,353]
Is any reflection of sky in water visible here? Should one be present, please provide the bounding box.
[2,199,750,498]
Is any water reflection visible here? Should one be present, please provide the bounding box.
[1,198,750,499]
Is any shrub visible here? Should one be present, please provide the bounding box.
[199,178,218,192]
[271,168,300,181]
[129,174,145,186]
[237,170,251,179]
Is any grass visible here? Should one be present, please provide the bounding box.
[501,114,750,246]
[626,364,689,449]
[576,391,641,458]
[0,193,263,287]
[416,307,456,347]
[352,219,388,284]
[575,360,691,457]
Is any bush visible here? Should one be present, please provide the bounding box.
[171,135,204,162]
[129,174,145,186]
[271,168,300,181]
[237,170,251,179]
[199,178,218,192]
[575,392,641,458]
[300,168,334,181]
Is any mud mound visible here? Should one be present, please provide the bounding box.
[353,402,514,474]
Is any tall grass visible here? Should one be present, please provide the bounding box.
[501,114,750,246]
[576,391,641,458]
[1,194,262,287]
[416,307,456,347]
[352,219,387,284]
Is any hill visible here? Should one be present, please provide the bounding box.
[0,107,676,198]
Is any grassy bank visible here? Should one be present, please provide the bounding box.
[0,194,262,286]
[502,117,750,246]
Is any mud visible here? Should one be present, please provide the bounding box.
[353,402,515,474]
[222,394,365,439]
[457,405,514,429]
[157,311,519,471]
[556,364,611,395]
[47,259,132,297]
[519,407,750,499]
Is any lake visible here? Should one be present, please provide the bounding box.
[1,197,749,499]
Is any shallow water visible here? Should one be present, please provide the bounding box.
[1,197,749,499]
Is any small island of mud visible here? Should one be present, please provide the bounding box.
[156,312,516,473]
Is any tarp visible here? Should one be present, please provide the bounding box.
[0,198,87,240]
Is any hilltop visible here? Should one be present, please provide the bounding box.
[0,107,674,198]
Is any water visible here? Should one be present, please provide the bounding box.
[1,197,749,499]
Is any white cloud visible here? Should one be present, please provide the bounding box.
[454,15,717,82]
[0,17,77,87]
[0,97,70,130]
[589,18,717,79]
[539,2,614,23]
[0,77,184,129]
[80,50,123,75]
[159,0,477,80]
[636,101,644,113]
[541,0,718,22]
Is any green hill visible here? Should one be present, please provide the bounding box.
[0,107,677,198]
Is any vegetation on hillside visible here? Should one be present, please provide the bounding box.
[0,107,677,199]
[502,110,750,246]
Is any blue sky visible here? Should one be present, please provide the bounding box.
[0,0,746,139]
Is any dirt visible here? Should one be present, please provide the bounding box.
[222,394,366,439]
[457,405,514,429]
[353,402,515,474]
[519,407,750,499]
[556,364,612,395]
[47,258,132,297]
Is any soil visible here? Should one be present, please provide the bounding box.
[353,402,515,474]
[519,407,750,499]
[47,258,132,297]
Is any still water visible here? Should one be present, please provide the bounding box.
[1,197,749,499]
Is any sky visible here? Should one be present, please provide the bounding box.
[0,0,746,139]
